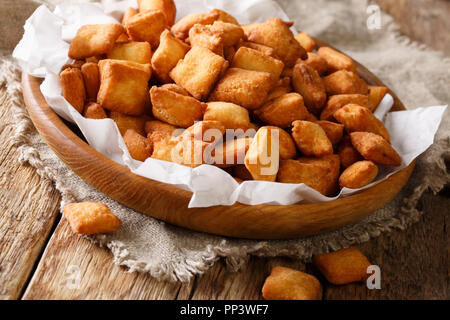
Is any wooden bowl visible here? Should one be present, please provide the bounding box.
[21,40,415,240]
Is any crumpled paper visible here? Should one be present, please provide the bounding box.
[13,0,447,208]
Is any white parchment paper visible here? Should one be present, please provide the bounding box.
[13,0,447,208]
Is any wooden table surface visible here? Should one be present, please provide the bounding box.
[1,1,449,300]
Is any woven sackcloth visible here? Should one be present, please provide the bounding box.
[0,0,448,282]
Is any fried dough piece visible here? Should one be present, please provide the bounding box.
[302,52,328,75]
[367,86,389,112]
[294,32,315,52]
[339,160,378,189]
[80,62,99,101]
[291,121,333,157]
[232,47,284,84]
[109,111,148,136]
[68,24,124,59]
[171,11,220,40]
[292,62,327,115]
[350,132,402,166]
[151,30,190,83]
[97,59,151,115]
[313,248,372,285]
[255,93,309,128]
[64,202,121,235]
[204,102,250,131]
[244,18,306,67]
[107,41,152,64]
[170,46,228,100]
[265,126,297,160]
[315,120,344,146]
[188,24,224,56]
[122,7,138,25]
[334,104,390,142]
[266,77,292,101]
[244,127,280,181]
[83,102,107,119]
[262,266,321,300]
[209,68,272,110]
[211,137,252,167]
[150,86,205,128]
[237,41,278,58]
[297,155,340,195]
[144,120,179,136]
[210,9,239,25]
[60,67,86,113]
[123,129,153,161]
[125,10,168,48]
[338,135,363,169]
[323,70,368,95]
[317,46,357,73]
[182,120,225,143]
[320,94,369,121]
[138,0,176,26]
[209,21,244,47]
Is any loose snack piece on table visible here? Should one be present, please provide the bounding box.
[303,52,328,75]
[320,94,369,121]
[107,41,152,64]
[255,93,309,128]
[313,248,372,285]
[123,129,153,161]
[339,160,378,189]
[170,46,228,100]
[209,68,272,110]
[81,62,100,101]
[262,266,321,300]
[323,70,368,95]
[68,24,124,59]
[64,202,121,235]
[151,30,190,83]
[138,0,177,26]
[97,59,151,115]
[291,120,333,157]
[60,67,86,113]
[334,104,390,142]
[109,111,149,136]
[292,62,327,115]
[83,102,107,119]
[204,102,250,131]
[171,11,220,40]
[317,46,357,73]
[367,86,389,112]
[125,10,168,48]
[350,132,402,166]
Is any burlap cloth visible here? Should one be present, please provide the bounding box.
[1,0,449,282]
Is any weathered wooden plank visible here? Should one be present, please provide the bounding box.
[0,91,61,300]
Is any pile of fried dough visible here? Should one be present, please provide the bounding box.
[60,0,401,197]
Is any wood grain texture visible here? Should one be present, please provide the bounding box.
[0,91,61,300]
[21,39,415,240]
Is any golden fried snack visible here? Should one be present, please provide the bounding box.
[209,21,244,47]
[210,9,239,25]
[211,137,252,167]
[317,46,357,73]
[159,83,189,96]
[116,32,130,43]
[83,102,107,119]
[109,111,148,136]
[224,46,236,62]
[80,62,100,101]
[123,129,153,161]
[313,248,371,285]
[323,70,368,95]
[244,127,280,182]
[281,67,293,78]
[171,11,220,40]
[107,41,152,64]
[150,86,205,128]
[294,32,315,52]
[350,132,402,166]
[304,111,318,122]
[303,52,328,75]
[64,202,121,235]
[339,160,378,189]
[297,155,340,195]
[182,120,225,144]
[291,121,333,157]
[149,131,180,163]
[209,68,272,110]
[315,120,344,146]
[233,164,253,181]
[145,120,179,137]
[125,10,168,48]
[151,30,190,83]
[68,24,124,59]
[367,86,389,112]
[244,18,306,67]
[320,94,368,121]
[137,0,176,26]
[338,135,363,169]
[237,41,277,58]
[170,46,228,100]
[292,62,327,115]
[262,266,321,300]
[231,47,284,84]
[122,7,138,25]
[265,126,297,160]
[266,77,292,101]
[204,102,250,131]
[334,104,390,142]
[176,137,212,167]
[60,67,86,113]
[97,59,151,115]
[61,60,85,71]
[188,24,224,56]
[255,93,309,128]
